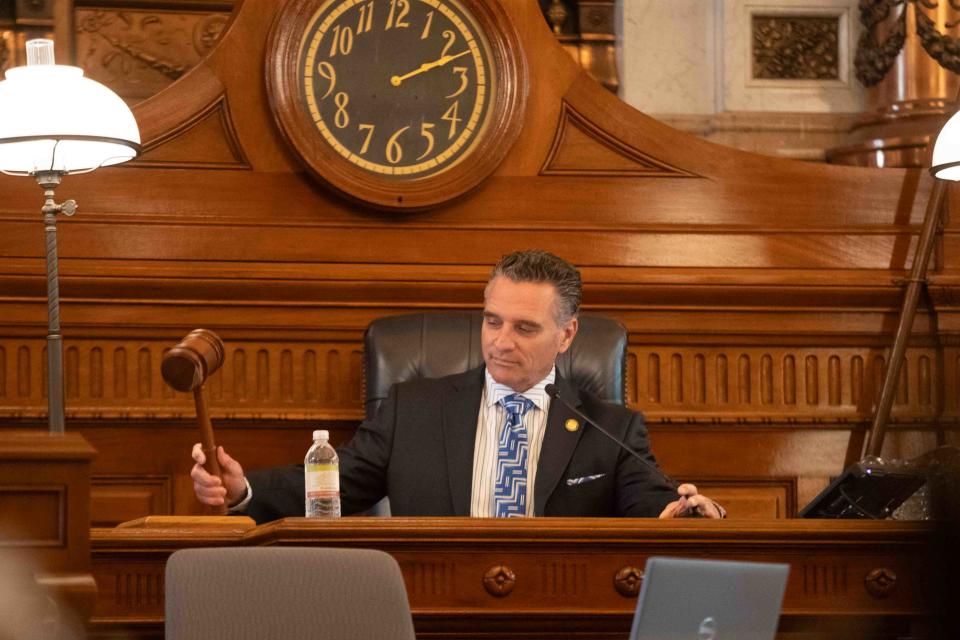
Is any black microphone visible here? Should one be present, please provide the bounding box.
[544,383,706,517]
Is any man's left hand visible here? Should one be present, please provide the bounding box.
[658,483,725,519]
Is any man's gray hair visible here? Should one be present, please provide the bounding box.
[486,250,581,323]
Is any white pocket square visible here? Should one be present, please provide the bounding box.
[565,473,606,486]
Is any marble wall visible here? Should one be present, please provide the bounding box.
[619,0,867,159]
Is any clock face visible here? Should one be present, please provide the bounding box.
[300,0,494,178]
[267,0,527,208]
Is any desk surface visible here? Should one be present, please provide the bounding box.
[91,517,944,639]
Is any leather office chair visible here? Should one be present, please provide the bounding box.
[360,312,628,516]
[363,311,628,417]
[165,547,416,640]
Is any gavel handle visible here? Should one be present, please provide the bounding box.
[194,386,227,516]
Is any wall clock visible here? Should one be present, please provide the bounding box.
[267,0,528,209]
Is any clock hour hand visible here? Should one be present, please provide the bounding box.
[390,50,470,87]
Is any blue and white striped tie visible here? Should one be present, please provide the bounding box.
[494,393,535,517]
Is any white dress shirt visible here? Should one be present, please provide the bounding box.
[469,368,554,517]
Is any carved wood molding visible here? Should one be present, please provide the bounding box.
[540,102,698,177]
[1,337,956,424]
[134,92,249,169]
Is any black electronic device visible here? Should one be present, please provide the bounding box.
[798,461,925,519]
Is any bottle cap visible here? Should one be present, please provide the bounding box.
[313,429,329,441]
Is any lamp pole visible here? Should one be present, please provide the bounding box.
[0,38,140,433]
[37,170,75,434]
[863,177,946,458]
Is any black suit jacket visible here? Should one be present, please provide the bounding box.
[246,367,676,523]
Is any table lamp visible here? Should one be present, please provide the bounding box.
[0,39,140,433]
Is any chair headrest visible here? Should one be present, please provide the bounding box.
[363,312,627,417]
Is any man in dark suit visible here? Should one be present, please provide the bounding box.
[191,250,724,522]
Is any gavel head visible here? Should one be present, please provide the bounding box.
[161,329,225,392]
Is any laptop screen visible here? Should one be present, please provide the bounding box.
[630,557,789,640]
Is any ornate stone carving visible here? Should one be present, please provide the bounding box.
[483,565,516,597]
[752,15,840,80]
[915,7,960,72]
[855,0,960,87]
[613,566,644,597]
[75,9,230,101]
[864,567,898,597]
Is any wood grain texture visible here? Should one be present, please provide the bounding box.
[88,518,943,639]
[1,0,959,527]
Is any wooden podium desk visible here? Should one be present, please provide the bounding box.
[90,517,943,639]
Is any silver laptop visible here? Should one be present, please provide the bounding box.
[629,557,789,640]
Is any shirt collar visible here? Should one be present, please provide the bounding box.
[484,366,556,413]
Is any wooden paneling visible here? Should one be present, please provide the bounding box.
[2,0,959,526]
[0,431,98,633]
[88,518,944,639]
[91,475,171,527]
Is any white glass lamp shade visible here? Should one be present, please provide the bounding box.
[0,64,140,174]
[931,109,960,181]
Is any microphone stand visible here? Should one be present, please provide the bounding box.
[545,384,710,517]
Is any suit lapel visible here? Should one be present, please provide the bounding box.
[534,374,585,516]
[442,368,484,516]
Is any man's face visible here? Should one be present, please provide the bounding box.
[482,276,578,392]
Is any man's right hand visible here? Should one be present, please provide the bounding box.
[190,444,247,507]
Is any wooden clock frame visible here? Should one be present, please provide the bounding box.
[265,0,529,210]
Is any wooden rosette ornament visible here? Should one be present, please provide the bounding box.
[161,329,227,515]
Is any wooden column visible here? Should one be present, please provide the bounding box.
[828,2,960,167]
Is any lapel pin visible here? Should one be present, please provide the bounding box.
[564,418,580,432]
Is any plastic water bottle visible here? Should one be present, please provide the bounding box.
[304,430,341,518]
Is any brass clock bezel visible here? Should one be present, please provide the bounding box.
[266,0,528,210]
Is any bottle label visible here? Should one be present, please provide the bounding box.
[305,464,339,497]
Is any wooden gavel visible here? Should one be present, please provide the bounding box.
[161,329,227,515]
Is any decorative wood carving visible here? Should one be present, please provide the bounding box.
[613,566,643,598]
[2,338,954,426]
[1,0,959,529]
[483,564,516,597]
[75,6,233,102]
[802,563,848,596]
[540,102,698,177]
[752,15,839,80]
[864,567,898,598]
[539,561,587,596]
[135,93,250,169]
[89,518,942,638]
[400,561,456,597]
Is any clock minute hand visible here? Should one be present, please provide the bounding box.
[390,50,470,86]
